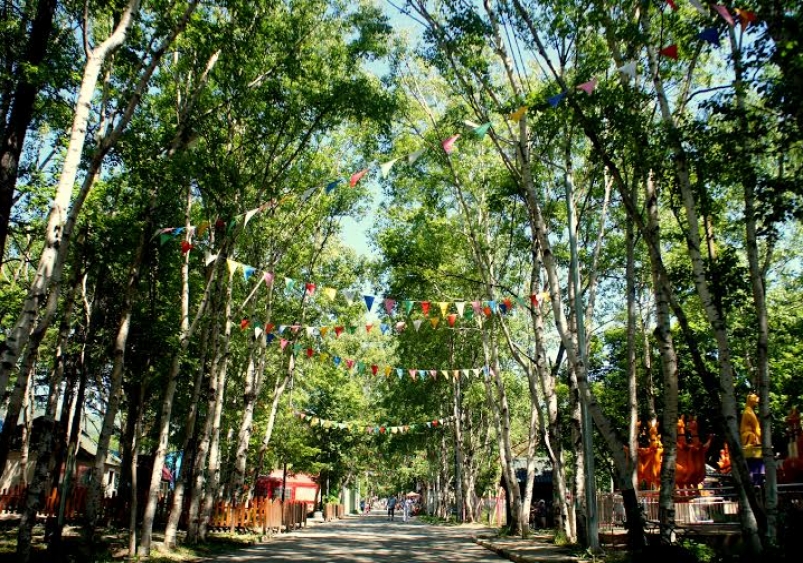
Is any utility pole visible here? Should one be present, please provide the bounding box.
[564,167,600,551]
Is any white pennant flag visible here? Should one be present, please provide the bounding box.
[618,61,637,80]
[380,158,399,179]
[441,370,450,379]
[243,208,259,227]
[413,319,423,332]
[407,148,426,164]
[455,301,466,316]
[306,327,315,337]
[689,0,707,16]
[205,252,218,266]
[462,369,470,378]
[342,289,355,305]
[473,368,482,377]
[255,327,263,338]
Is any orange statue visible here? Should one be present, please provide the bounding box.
[740,393,762,458]
[686,416,712,486]
[637,419,663,489]
[717,443,732,474]
[675,416,691,488]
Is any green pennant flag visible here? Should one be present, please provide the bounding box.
[403,300,413,315]
[159,234,172,246]
[464,308,474,320]
[357,361,365,374]
[293,343,302,354]
[473,122,492,138]
[227,218,238,234]
[347,324,357,335]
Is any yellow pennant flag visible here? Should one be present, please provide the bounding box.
[441,370,450,380]
[323,287,337,301]
[196,221,210,238]
[320,326,329,338]
[384,366,392,377]
[508,105,528,121]
[438,301,450,317]
[226,259,239,275]
[430,317,440,329]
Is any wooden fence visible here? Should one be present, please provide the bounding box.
[0,486,345,535]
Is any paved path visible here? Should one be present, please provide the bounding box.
[211,510,507,563]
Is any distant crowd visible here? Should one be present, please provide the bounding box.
[360,494,421,522]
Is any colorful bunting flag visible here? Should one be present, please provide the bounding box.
[438,301,449,317]
[305,282,316,296]
[243,266,256,281]
[380,159,399,179]
[447,313,457,327]
[205,252,218,266]
[735,9,757,29]
[473,122,492,138]
[244,208,259,226]
[713,4,735,26]
[323,287,337,301]
[350,168,368,187]
[342,290,355,305]
[659,44,679,60]
[227,259,239,275]
[430,317,440,329]
[547,92,567,108]
[403,300,413,315]
[665,0,677,10]
[576,78,598,95]
[180,241,193,254]
[698,28,720,46]
[364,294,375,312]
[407,148,426,164]
[618,61,637,80]
[325,180,342,194]
[441,134,460,154]
[508,105,528,121]
[413,319,423,332]
[455,301,466,317]
[421,301,430,316]
[384,298,396,315]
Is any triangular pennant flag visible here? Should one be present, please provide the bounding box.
[325,179,342,194]
[159,233,173,246]
[265,323,275,334]
[384,298,396,315]
[508,105,528,121]
[243,208,259,226]
[441,370,450,379]
[689,0,707,16]
[263,272,274,285]
[437,301,449,317]
[284,277,296,292]
[196,222,209,237]
[483,305,492,317]
[205,252,218,266]
[255,327,263,338]
[305,282,316,296]
[342,289,355,305]
[306,327,315,337]
[426,422,432,428]
[347,324,357,335]
[666,0,677,10]
[455,301,466,316]
[499,302,508,314]
[323,287,337,301]
[735,9,757,29]
[409,369,417,380]
[320,326,329,338]
[380,323,389,335]
[618,61,637,80]
[697,28,720,46]
[306,347,314,358]
[346,359,355,370]
[366,323,373,333]
[173,227,185,236]
[334,356,341,366]
[227,259,239,275]
[530,293,540,306]
[441,134,460,154]
[472,301,482,316]
[576,78,597,95]
[430,369,437,379]
[659,44,679,60]
[267,333,276,344]
[371,364,378,375]
[447,313,457,327]
[403,300,413,315]
[334,326,344,338]
[407,148,426,164]
[396,368,403,379]
[421,301,430,316]
[280,339,289,350]
[384,366,392,377]
[240,318,250,330]
[503,297,513,311]
[380,158,399,178]
[290,325,301,334]
[278,325,287,334]
[364,294,375,312]
[180,241,193,254]
[395,321,406,333]
[430,317,440,329]
[713,4,735,26]
[357,361,365,374]
[473,122,492,138]
[350,168,368,187]
[547,92,567,108]
[413,319,423,332]
[243,265,256,281]
[418,369,426,379]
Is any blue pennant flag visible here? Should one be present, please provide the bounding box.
[364,295,375,312]
[488,300,497,313]
[418,369,426,379]
[334,356,341,366]
[697,28,720,46]
[174,227,185,235]
[396,368,403,379]
[325,180,343,194]
[380,323,389,335]
[499,302,508,314]
[243,266,256,281]
[266,333,276,344]
[547,92,567,108]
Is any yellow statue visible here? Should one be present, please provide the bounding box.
[740,393,761,459]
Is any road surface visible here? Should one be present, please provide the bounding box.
[211,510,507,563]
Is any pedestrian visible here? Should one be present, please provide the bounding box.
[402,496,410,522]
[387,495,397,521]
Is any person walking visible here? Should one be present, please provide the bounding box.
[387,495,397,521]
[402,496,410,522]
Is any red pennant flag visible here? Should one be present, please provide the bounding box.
[380,427,387,434]
[305,282,316,295]
[371,364,378,375]
[483,305,492,317]
[180,241,193,254]
[346,359,355,369]
[659,45,678,60]
[265,323,275,334]
[334,326,344,337]
[503,297,513,310]
[240,319,250,330]
[432,420,439,427]
[447,313,457,327]
[306,348,314,358]
[666,0,677,10]
[421,301,430,316]
[366,323,373,333]
[736,9,757,29]
[350,168,368,187]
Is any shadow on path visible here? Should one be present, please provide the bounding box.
[211,511,506,562]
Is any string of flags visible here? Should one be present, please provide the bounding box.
[239,321,493,382]
[294,410,456,435]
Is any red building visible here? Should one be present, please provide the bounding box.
[255,470,319,511]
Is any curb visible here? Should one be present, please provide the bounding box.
[474,537,582,563]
